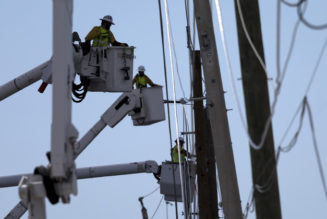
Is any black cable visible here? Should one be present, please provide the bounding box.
[72,75,89,103]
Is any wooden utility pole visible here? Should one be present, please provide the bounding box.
[233,0,282,218]
[193,50,218,219]
[193,1,243,218]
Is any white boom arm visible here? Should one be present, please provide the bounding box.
[2,161,159,219]
[0,60,51,101]
[2,91,143,218]
[5,201,27,219]
[74,91,140,157]
[0,161,159,189]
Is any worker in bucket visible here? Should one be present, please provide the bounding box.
[84,15,128,48]
[132,65,158,89]
[171,137,191,163]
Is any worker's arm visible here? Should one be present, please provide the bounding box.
[144,75,155,86]
[85,26,101,41]
[182,149,192,158]
[110,31,129,47]
[82,27,101,55]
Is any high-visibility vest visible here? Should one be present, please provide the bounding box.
[136,75,147,88]
[171,145,186,163]
[92,27,111,47]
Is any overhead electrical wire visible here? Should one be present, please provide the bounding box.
[216,0,327,214]
[278,30,327,143]
[151,196,164,219]
[163,0,188,218]
[183,1,199,214]
[245,35,327,214]
[235,0,275,89]
[258,36,327,190]
[169,21,187,99]
[252,104,304,193]
[216,0,302,151]
[279,20,300,84]
[157,0,180,218]
[280,0,303,7]
[184,0,196,158]
[158,0,174,157]
[296,0,327,30]
[182,106,196,219]
[215,0,270,150]
[167,0,200,217]
[281,0,327,30]
[304,36,327,94]
[167,0,199,216]
[247,35,327,212]
[306,100,327,199]
[255,98,327,198]
[243,187,255,219]
[142,187,160,199]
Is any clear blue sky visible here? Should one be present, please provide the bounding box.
[1,0,327,218]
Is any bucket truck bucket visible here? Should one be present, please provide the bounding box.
[77,46,135,92]
[131,86,165,126]
[159,161,196,202]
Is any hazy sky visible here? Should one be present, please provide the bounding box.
[1,0,327,218]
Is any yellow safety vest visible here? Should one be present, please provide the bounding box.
[171,145,186,163]
[92,27,111,47]
[136,76,147,88]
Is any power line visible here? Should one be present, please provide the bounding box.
[157,1,179,217]
[163,0,188,217]
[245,96,327,212]
[151,196,164,219]
[280,0,303,7]
[243,97,323,215]
[282,0,327,30]
[304,36,327,94]
[297,0,327,30]
[219,0,300,151]
[254,35,327,191]
[306,100,327,199]
[278,36,327,147]
[243,187,255,219]
[235,0,275,89]
[254,32,326,185]
[241,13,327,219]
[142,187,160,199]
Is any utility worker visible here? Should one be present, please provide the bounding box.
[132,65,158,89]
[171,137,191,163]
[84,15,128,48]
